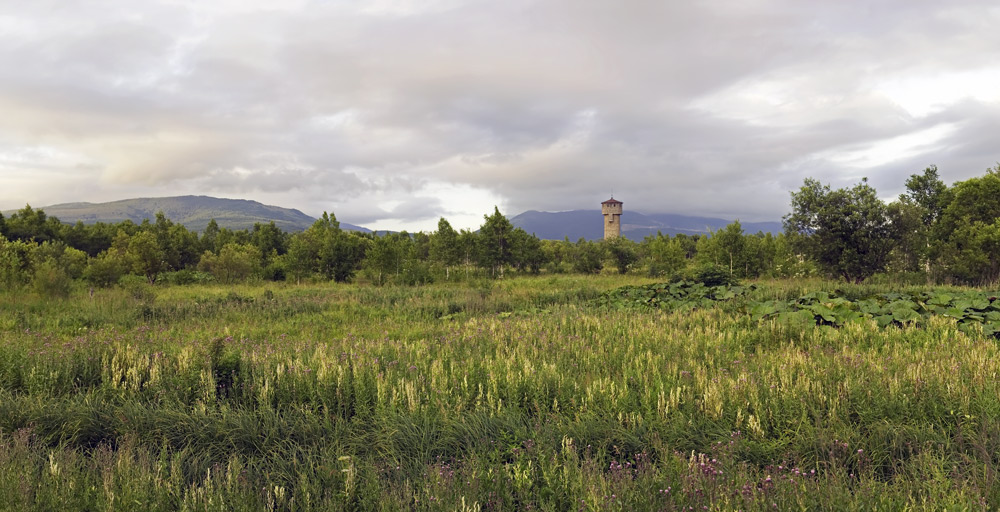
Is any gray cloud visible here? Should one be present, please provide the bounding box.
[2,0,999,229]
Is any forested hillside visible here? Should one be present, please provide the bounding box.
[6,195,369,233]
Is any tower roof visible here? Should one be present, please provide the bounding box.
[601,197,622,205]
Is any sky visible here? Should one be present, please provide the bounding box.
[2,0,1000,231]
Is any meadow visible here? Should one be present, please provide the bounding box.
[2,275,999,511]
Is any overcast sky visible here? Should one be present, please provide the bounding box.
[2,1,999,231]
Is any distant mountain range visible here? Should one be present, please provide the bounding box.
[510,210,782,240]
[6,195,780,239]
[6,196,370,233]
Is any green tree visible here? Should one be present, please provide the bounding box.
[674,234,701,259]
[430,218,461,279]
[84,253,126,288]
[891,166,947,274]
[251,221,289,280]
[510,228,546,274]
[713,221,747,278]
[696,224,775,279]
[932,165,1000,284]
[886,200,925,273]
[32,258,71,298]
[603,236,638,274]
[694,234,718,266]
[937,220,1000,284]
[286,212,366,282]
[783,178,896,283]
[541,238,573,274]
[412,232,430,261]
[251,221,287,261]
[905,165,948,226]
[571,238,604,274]
[641,233,686,277]
[34,241,88,279]
[198,243,259,284]
[0,236,36,301]
[201,219,221,253]
[769,232,815,278]
[457,229,478,278]
[476,207,513,277]
[330,234,366,283]
[362,234,408,286]
[84,230,131,287]
[5,205,63,243]
[169,223,201,270]
[742,232,776,278]
[285,234,314,284]
[127,231,166,284]
[63,221,115,257]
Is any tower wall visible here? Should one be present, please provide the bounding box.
[602,200,622,239]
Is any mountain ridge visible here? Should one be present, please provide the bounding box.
[5,196,782,239]
[510,210,782,240]
[4,196,371,233]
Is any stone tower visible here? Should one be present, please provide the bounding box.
[601,197,623,239]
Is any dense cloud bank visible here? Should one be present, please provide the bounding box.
[2,1,999,229]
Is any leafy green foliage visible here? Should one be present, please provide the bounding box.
[429,217,461,273]
[31,258,72,299]
[197,243,259,284]
[641,232,686,277]
[596,280,754,310]
[752,289,1000,336]
[784,178,896,283]
[477,206,514,277]
[603,236,638,274]
[571,238,604,274]
[672,262,741,287]
[286,212,366,283]
[3,205,63,243]
[126,230,166,284]
[0,236,35,295]
[932,166,1000,284]
[509,227,546,274]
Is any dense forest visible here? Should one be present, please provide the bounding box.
[2,164,999,296]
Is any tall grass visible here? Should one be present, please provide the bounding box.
[0,275,997,510]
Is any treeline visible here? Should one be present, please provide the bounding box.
[784,164,1000,285]
[0,202,802,296]
[2,164,1000,295]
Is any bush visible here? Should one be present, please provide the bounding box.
[197,244,259,284]
[572,241,604,274]
[261,259,287,281]
[672,263,740,287]
[32,259,71,299]
[399,260,434,286]
[118,274,156,304]
[83,256,124,288]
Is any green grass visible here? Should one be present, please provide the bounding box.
[1,275,998,510]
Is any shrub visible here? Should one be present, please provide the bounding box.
[32,259,71,298]
[83,255,124,288]
[118,274,156,304]
[672,263,740,287]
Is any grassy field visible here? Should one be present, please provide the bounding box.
[1,275,999,510]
